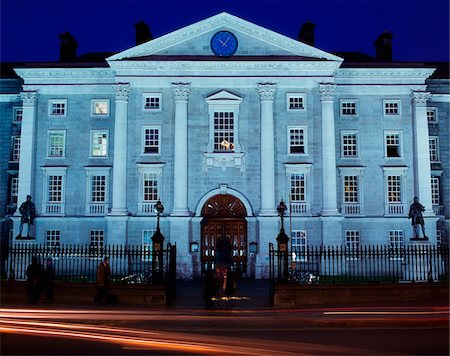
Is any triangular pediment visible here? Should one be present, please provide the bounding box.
[206,90,242,102]
[107,12,342,62]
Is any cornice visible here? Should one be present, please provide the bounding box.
[14,68,115,84]
[336,68,435,82]
[0,94,20,102]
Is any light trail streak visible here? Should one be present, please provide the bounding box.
[323,311,450,316]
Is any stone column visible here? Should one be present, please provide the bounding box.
[110,83,130,215]
[17,91,38,207]
[258,83,277,216]
[319,83,339,216]
[411,91,434,215]
[171,83,191,216]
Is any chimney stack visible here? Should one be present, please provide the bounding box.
[58,31,78,62]
[135,20,152,45]
[374,31,393,62]
[298,21,316,46]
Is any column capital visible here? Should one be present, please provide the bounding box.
[257,82,278,101]
[113,83,130,101]
[319,83,337,102]
[411,91,431,107]
[171,82,191,101]
[20,91,38,107]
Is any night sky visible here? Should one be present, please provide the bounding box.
[1,0,449,63]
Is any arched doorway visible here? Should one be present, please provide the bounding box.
[201,194,247,276]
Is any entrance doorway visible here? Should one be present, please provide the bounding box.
[201,194,247,276]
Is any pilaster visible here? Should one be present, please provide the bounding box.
[110,83,130,215]
[258,83,277,216]
[319,83,339,216]
[411,91,434,216]
[171,82,191,216]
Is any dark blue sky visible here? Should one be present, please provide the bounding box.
[1,0,449,63]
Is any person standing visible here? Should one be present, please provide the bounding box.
[26,256,43,304]
[44,257,54,303]
[95,257,111,303]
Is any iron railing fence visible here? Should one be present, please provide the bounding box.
[269,243,449,285]
[2,243,176,284]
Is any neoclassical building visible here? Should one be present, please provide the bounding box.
[1,12,448,278]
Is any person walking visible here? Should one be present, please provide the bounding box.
[95,256,111,304]
[26,256,43,304]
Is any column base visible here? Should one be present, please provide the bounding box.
[321,209,341,217]
[258,209,277,217]
[170,209,191,217]
[108,208,128,216]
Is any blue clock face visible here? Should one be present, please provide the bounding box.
[210,31,238,57]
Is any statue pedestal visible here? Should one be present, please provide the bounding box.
[15,223,35,240]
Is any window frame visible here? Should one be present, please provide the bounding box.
[427,107,438,123]
[142,93,162,112]
[431,177,440,206]
[345,230,360,260]
[12,107,23,123]
[91,99,110,118]
[383,99,401,117]
[46,230,61,253]
[142,230,154,262]
[389,230,404,260]
[47,130,66,158]
[291,230,307,262]
[85,167,110,216]
[42,167,67,216]
[339,99,358,117]
[287,126,308,155]
[90,130,109,158]
[137,163,165,214]
[286,93,307,112]
[11,136,21,162]
[340,131,359,158]
[429,136,439,162]
[10,177,19,205]
[142,126,161,155]
[384,131,403,159]
[48,99,68,118]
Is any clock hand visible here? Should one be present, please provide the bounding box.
[218,39,226,46]
[223,36,231,45]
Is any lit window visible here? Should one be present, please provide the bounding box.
[429,136,439,162]
[288,127,307,154]
[142,230,154,261]
[143,93,162,111]
[11,136,21,162]
[341,132,358,158]
[13,107,23,122]
[49,99,67,117]
[340,100,358,116]
[343,176,359,204]
[383,100,401,116]
[85,168,110,215]
[387,175,402,203]
[287,93,306,111]
[91,130,108,157]
[214,112,235,152]
[48,131,66,158]
[142,127,160,154]
[291,230,307,262]
[92,100,109,117]
[385,132,402,158]
[427,108,437,123]
[42,167,66,215]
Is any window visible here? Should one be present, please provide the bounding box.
[142,230,154,261]
[345,230,360,260]
[288,127,307,154]
[385,131,402,158]
[285,163,311,215]
[49,99,67,117]
[214,111,235,152]
[387,175,402,203]
[10,177,18,205]
[137,163,164,214]
[291,230,307,262]
[339,167,365,216]
[389,230,404,260]
[341,132,358,158]
[46,230,61,251]
[427,107,437,123]
[91,99,109,117]
[90,130,108,157]
[436,230,442,247]
[383,166,407,215]
[11,136,20,162]
[89,230,104,257]
[85,167,110,215]
[383,99,401,116]
[431,177,440,205]
[142,93,162,112]
[343,176,359,204]
[13,107,23,122]
[340,99,358,116]
[286,93,306,111]
[429,136,439,162]
[290,173,305,203]
[48,130,66,158]
[142,127,160,154]
[42,167,67,215]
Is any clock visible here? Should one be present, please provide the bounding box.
[210,31,238,57]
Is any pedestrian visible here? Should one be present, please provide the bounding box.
[43,257,54,303]
[222,266,236,297]
[95,256,111,304]
[26,256,43,304]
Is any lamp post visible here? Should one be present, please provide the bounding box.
[276,199,289,282]
[152,200,165,283]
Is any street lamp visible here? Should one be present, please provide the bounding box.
[152,200,165,283]
[276,199,289,282]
